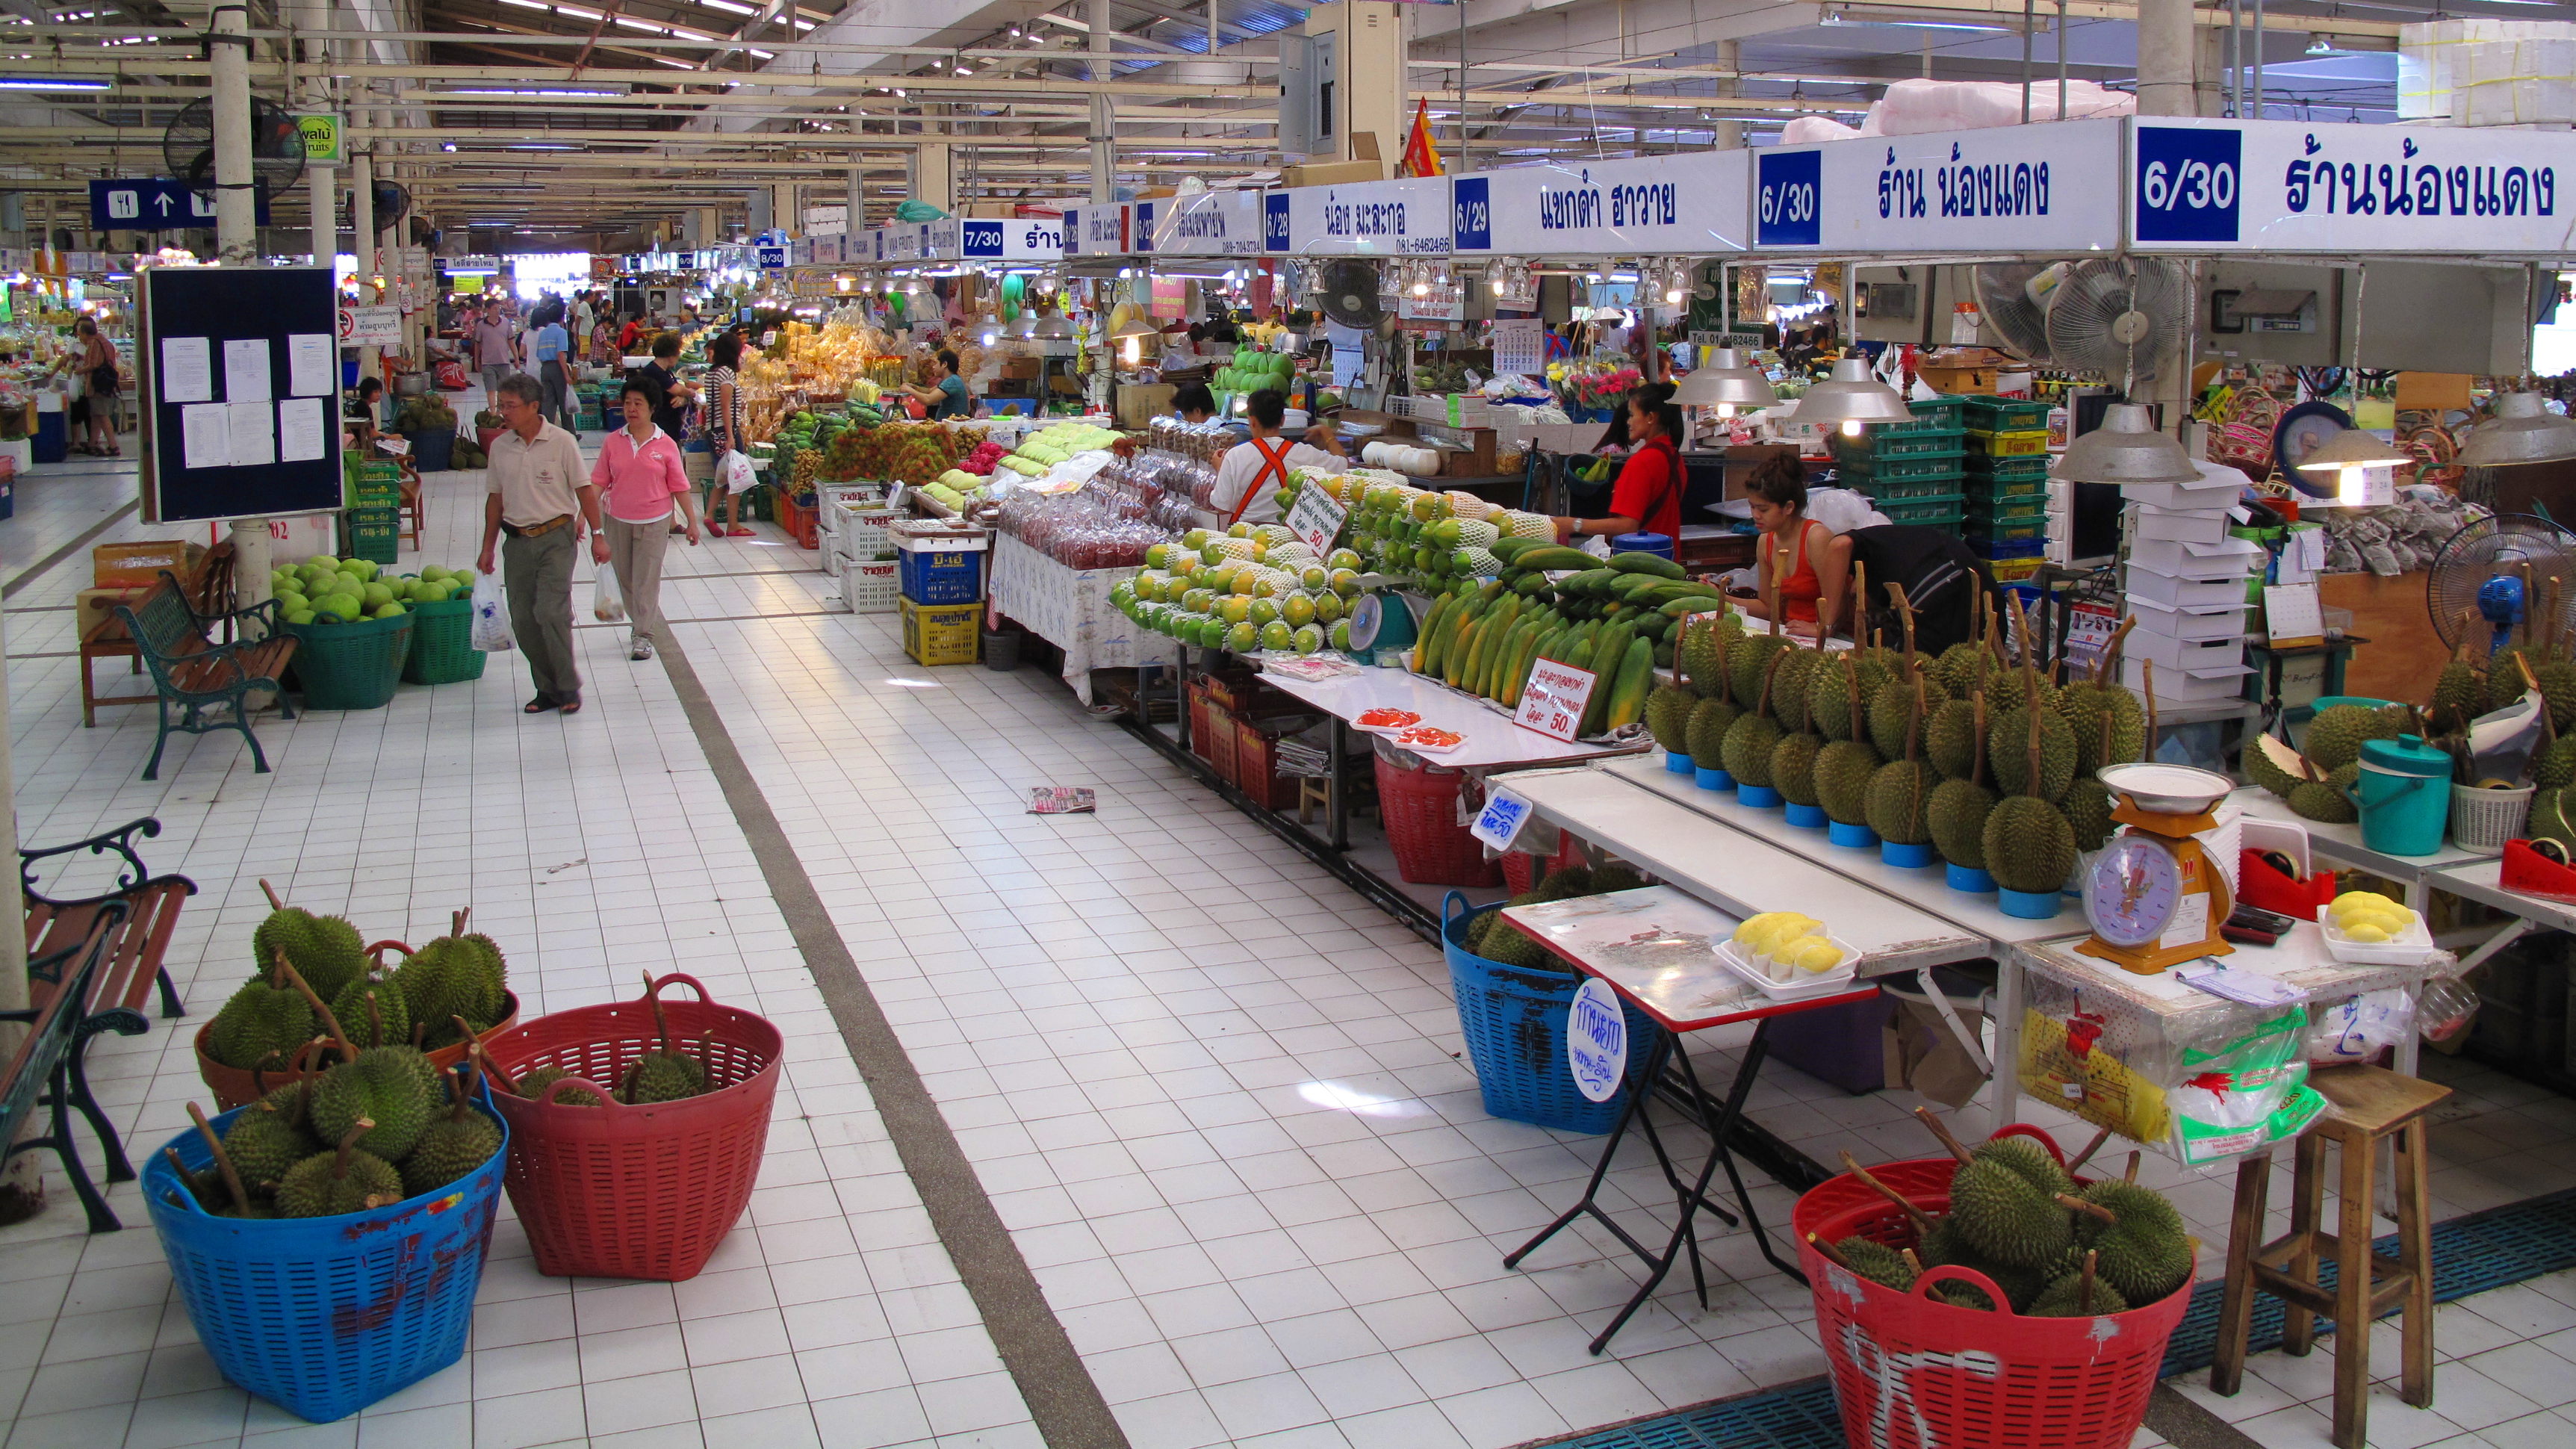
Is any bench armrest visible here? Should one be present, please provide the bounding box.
[22,818,159,902]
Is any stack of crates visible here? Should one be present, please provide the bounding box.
[1959,396,2051,569]
[341,457,403,565]
[1828,394,1964,533]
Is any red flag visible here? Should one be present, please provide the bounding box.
[1399,98,1443,179]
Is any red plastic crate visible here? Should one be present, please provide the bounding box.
[1186,680,1220,764]
[1234,718,1308,811]
[776,495,820,550]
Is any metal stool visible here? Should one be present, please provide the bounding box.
[2209,1064,2448,1449]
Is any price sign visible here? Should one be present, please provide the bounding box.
[1567,978,1627,1104]
[1514,659,1598,743]
[1470,787,1533,851]
[1285,484,1349,559]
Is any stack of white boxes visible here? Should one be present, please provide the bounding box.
[818,483,901,613]
[2118,460,2262,710]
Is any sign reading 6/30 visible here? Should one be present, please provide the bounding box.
[2133,125,2243,243]
[2141,157,2236,214]
[1755,150,1822,246]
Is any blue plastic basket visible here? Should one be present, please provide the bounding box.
[1443,891,1657,1135]
[143,1096,509,1423]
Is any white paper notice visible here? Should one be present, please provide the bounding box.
[180,403,231,469]
[225,401,276,467]
[223,339,273,403]
[285,334,335,397]
[276,397,327,463]
[159,337,214,403]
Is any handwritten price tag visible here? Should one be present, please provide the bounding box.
[1514,659,1597,743]
[1470,788,1533,851]
[1285,485,1349,560]
[1567,978,1627,1104]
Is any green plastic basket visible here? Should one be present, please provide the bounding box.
[1837,432,1967,462]
[400,590,485,685]
[1961,395,2051,432]
[342,506,400,565]
[1965,453,2052,483]
[1967,518,2048,544]
[1965,474,2049,502]
[1966,428,2050,458]
[1906,396,1967,431]
[1871,477,1968,503]
[282,610,413,710]
[1967,494,2049,521]
[1846,456,1966,485]
[1877,496,1965,527]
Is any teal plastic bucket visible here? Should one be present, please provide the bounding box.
[2352,733,2453,857]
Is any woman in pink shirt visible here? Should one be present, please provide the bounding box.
[591,377,701,660]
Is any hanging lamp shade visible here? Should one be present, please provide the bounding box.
[1787,356,1912,429]
[1672,348,1776,411]
[1004,315,1037,339]
[2052,402,2201,486]
[1112,317,1160,340]
[2292,427,2412,475]
[1032,314,1073,339]
[2456,391,2576,468]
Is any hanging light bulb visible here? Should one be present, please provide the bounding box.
[2294,426,2412,505]
[2456,391,2576,468]
[2053,403,2200,485]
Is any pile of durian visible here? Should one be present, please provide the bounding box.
[207,887,508,1072]
[503,974,717,1108]
[1813,1110,2194,1318]
[2242,701,2415,825]
[1641,590,2152,895]
[1468,864,1648,969]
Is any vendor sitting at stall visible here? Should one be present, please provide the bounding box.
[1209,388,1345,529]
[1809,526,2005,652]
[1552,383,1684,544]
[904,350,974,420]
[1170,383,1220,426]
[1731,453,1843,642]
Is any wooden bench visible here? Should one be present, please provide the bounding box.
[108,572,298,781]
[80,539,236,727]
[1,905,141,1232]
[25,816,194,1028]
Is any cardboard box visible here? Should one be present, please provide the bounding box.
[1282,159,1386,187]
[75,586,148,643]
[2395,371,2475,410]
[1118,382,1177,429]
[93,540,204,590]
[1000,356,1040,380]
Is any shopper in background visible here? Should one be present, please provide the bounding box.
[701,329,754,539]
[1554,382,1683,545]
[1169,382,1218,425]
[1209,388,1343,529]
[478,373,608,716]
[472,299,518,400]
[592,376,700,662]
[617,311,647,354]
[589,308,616,366]
[571,290,595,347]
[533,307,573,429]
[1731,451,1840,641]
[904,350,973,421]
[55,315,120,457]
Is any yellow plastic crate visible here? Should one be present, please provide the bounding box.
[1967,428,2050,458]
[899,597,981,665]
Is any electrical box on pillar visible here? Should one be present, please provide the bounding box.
[1279,1,1405,173]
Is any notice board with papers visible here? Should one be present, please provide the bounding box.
[140,265,344,524]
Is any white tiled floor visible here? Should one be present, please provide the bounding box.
[2,444,2575,1449]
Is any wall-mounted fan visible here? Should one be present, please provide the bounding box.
[1317,259,1382,331]
[1973,263,2055,362]
[162,96,306,213]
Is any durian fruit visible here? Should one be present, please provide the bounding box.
[1982,629,2079,896]
[220,1085,320,1195]
[252,881,367,1001]
[1933,640,1987,700]
[2028,1250,2129,1318]
[1770,647,1821,732]
[620,974,712,1105]
[1946,1154,2076,1270]
[2532,783,2576,853]
[1828,1237,1916,1291]
[1720,650,1791,787]
[2072,1179,2193,1305]
[1927,695,1996,871]
[208,950,317,1073]
[180,1103,264,1217]
[1866,676,1936,846]
[1914,1214,2050,1311]
[1815,669,1883,830]
[1686,697,1741,772]
[401,1058,503,1197]
[1809,652,1861,744]
[1590,864,1645,893]
[1988,705,2077,802]
[2430,621,2490,736]
[330,968,411,1052]
[2287,757,2361,824]
[396,912,509,1049]
[2534,735,2576,792]
[275,1117,407,1217]
[1772,730,1822,808]
[1872,667,1949,762]
[1645,685,1695,756]
[1974,1135,2075,1200]
[2303,702,2405,774]
[311,1044,440,1161]
[1678,615,1725,700]
[2062,691,2138,854]
[1727,634,1790,716]
[514,1064,604,1107]
[2243,730,2305,798]
[2058,682,2146,776]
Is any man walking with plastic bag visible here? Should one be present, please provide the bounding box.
[477,373,609,716]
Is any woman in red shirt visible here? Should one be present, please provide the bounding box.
[1554,383,1683,543]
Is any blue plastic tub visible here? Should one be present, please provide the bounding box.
[1882,841,1937,869]
[1947,863,1996,894]
[1828,820,1878,849]
[1665,751,1694,775]
[1996,887,2064,920]
[1739,785,1783,809]
[1695,766,1735,791]
[1443,892,1655,1135]
[144,1096,509,1423]
[1784,803,1827,828]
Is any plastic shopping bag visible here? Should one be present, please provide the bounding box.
[593,562,627,624]
[469,579,515,653]
[720,449,757,494]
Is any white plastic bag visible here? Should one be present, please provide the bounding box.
[469,579,515,653]
[592,563,626,624]
[719,449,757,494]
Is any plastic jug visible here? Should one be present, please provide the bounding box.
[2347,734,2454,857]
[1610,531,1675,560]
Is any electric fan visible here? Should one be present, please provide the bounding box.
[1316,259,1384,332]
[2427,513,2576,658]
[1972,262,2056,362]
[2044,257,2191,394]
[163,96,307,212]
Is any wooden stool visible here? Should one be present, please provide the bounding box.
[1297,776,1329,825]
[2209,1064,2448,1449]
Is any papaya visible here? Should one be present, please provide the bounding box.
[1607,552,1687,579]
[1509,547,1599,573]
[1414,592,1458,674]
[1604,636,1656,730]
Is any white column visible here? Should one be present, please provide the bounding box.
[1088,0,1114,202]
[1713,40,1743,149]
[0,605,28,1214]
[209,1,257,258]
[2135,0,2198,117]
[353,144,376,385]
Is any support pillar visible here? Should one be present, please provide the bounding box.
[353,145,377,385]
[1088,0,1114,202]
[912,143,953,214]
[1713,40,1744,149]
[209,1,256,258]
[2135,0,2197,117]
[845,165,863,232]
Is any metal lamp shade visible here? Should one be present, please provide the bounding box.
[1032,315,1073,340]
[1787,357,1912,426]
[1673,348,1776,409]
[1113,317,1161,340]
[2054,402,2200,485]
[2457,392,2576,468]
[2291,427,2412,474]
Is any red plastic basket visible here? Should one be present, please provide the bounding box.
[479,973,782,1281]
[1498,831,1586,896]
[1374,751,1503,887]
[1796,1128,2194,1449]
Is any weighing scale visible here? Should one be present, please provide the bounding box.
[2076,764,2238,975]
[1346,592,1423,667]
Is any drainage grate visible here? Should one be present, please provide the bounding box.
[1544,1185,2576,1449]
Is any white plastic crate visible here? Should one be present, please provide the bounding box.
[829,503,901,560]
[837,556,901,613]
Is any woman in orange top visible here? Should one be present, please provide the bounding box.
[1734,453,1843,642]
[1552,383,1684,543]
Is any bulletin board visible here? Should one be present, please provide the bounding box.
[138,265,345,524]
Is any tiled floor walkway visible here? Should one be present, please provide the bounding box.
[2,438,2574,1449]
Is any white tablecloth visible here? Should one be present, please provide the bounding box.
[988,533,1181,704]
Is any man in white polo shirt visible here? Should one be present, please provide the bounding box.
[477,372,609,716]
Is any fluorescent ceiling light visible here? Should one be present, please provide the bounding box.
[0,77,107,89]
[1822,13,2010,30]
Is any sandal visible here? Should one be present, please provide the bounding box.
[558,699,583,716]
[728,526,755,538]
[524,696,558,714]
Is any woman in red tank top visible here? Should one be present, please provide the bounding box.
[1737,453,1843,642]
[1551,384,1685,543]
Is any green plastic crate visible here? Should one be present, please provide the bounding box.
[1906,395,1967,431]
[400,594,485,685]
[1871,477,1968,503]
[1837,431,1967,461]
[341,506,400,565]
[1844,456,1965,485]
[1966,494,2048,521]
[1966,428,2049,458]
[1961,395,2050,432]
[1966,452,2052,483]
[1964,474,2048,503]
[1967,518,2047,544]
[1875,494,1964,527]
